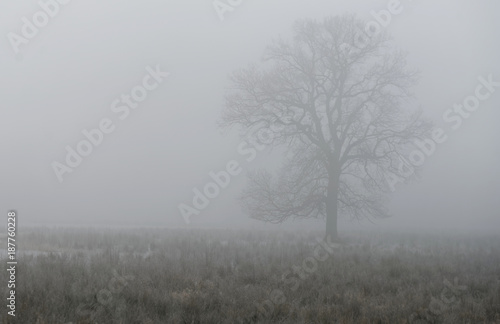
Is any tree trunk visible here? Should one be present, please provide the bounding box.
[325,172,340,242]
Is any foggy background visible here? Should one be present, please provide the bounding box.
[1,0,499,233]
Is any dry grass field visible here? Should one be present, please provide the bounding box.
[1,227,499,323]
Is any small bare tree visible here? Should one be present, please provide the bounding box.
[220,15,432,240]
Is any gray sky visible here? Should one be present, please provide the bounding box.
[1,0,499,233]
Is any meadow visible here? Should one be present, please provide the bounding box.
[1,227,499,323]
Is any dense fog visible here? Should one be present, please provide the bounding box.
[2,0,499,232]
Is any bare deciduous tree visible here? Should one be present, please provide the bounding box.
[220,15,433,240]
